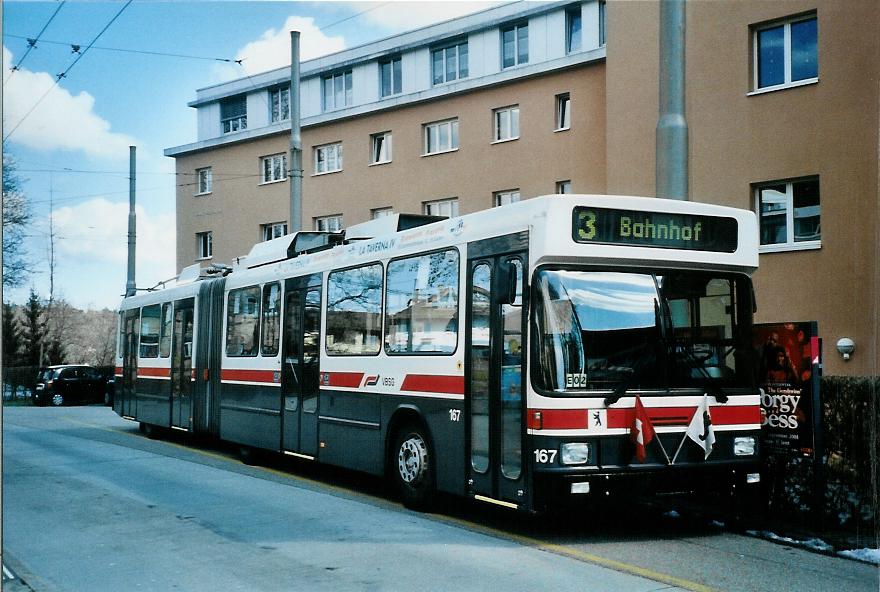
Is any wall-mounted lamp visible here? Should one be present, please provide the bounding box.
[836,337,855,361]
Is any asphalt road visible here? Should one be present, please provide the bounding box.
[2,406,877,592]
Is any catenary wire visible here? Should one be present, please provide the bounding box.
[4,1,67,84]
[3,0,134,144]
[4,33,238,64]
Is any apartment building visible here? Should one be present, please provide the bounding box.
[165,0,879,378]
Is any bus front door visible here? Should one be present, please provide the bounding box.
[120,309,139,418]
[281,281,322,458]
[466,242,527,508]
[170,298,195,429]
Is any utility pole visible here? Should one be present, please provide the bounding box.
[48,172,55,305]
[126,145,137,296]
[656,0,688,201]
[289,31,303,232]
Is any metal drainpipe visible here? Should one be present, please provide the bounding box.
[656,0,688,201]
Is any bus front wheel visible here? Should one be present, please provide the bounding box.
[392,423,435,511]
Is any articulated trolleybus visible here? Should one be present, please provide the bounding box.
[115,195,763,512]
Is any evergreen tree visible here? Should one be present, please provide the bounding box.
[2,301,22,368]
[20,289,46,367]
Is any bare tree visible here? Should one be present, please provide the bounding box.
[2,154,32,288]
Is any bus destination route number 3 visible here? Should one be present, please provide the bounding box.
[572,206,738,253]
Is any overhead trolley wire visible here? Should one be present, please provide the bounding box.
[4,1,67,84]
[4,33,239,64]
[3,0,134,145]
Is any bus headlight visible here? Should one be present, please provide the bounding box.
[733,436,756,456]
[560,443,591,465]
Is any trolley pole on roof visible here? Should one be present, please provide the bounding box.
[289,31,303,232]
[656,0,688,201]
[126,145,137,296]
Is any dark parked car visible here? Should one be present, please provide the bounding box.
[32,365,107,407]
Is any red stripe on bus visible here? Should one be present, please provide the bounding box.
[325,372,364,388]
[400,374,464,395]
[138,367,170,378]
[220,369,279,383]
[526,405,761,431]
[608,405,761,429]
[527,408,589,430]
[115,366,123,375]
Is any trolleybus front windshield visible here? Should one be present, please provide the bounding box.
[533,269,756,394]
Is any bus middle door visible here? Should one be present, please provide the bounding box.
[170,298,195,429]
[466,234,527,509]
[281,276,322,458]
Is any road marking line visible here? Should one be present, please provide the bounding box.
[70,416,714,591]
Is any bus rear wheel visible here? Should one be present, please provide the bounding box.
[392,423,435,511]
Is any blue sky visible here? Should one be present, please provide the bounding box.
[3,1,504,310]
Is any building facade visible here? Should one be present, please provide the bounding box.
[166,0,879,378]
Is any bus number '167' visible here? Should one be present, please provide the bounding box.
[534,449,557,464]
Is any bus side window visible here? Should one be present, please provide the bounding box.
[226,286,262,357]
[385,249,459,355]
[139,305,161,358]
[326,263,383,355]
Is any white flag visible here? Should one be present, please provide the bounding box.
[686,394,716,460]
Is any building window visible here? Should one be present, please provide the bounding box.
[493,190,521,207]
[261,153,287,183]
[493,105,520,142]
[566,7,582,54]
[432,41,468,85]
[326,263,383,355]
[315,215,343,232]
[599,1,607,46]
[315,142,343,174]
[423,198,459,218]
[372,207,394,219]
[501,23,528,68]
[196,167,212,195]
[423,119,459,155]
[556,180,572,194]
[196,231,213,260]
[755,178,820,249]
[322,70,353,111]
[226,286,261,357]
[753,15,817,91]
[380,57,402,97]
[262,222,288,241]
[555,93,571,131]
[270,86,290,123]
[220,95,247,134]
[371,132,392,164]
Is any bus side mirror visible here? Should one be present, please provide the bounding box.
[496,259,518,305]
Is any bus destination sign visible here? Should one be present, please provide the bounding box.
[572,206,738,252]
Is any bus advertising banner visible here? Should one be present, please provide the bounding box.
[753,322,821,458]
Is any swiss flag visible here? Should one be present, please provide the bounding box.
[630,396,655,463]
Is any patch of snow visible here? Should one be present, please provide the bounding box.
[838,548,880,565]
[747,531,833,553]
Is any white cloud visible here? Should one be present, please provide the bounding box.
[350,1,509,31]
[52,198,175,284]
[233,15,347,76]
[2,46,139,159]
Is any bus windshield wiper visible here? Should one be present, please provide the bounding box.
[603,376,631,407]
[676,346,729,403]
